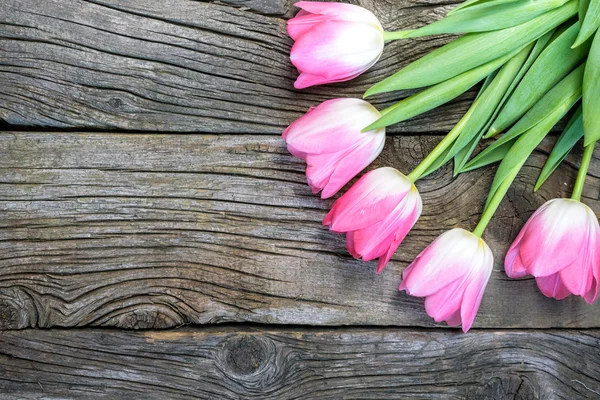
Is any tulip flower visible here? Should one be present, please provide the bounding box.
[283,98,385,198]
[323,167,422,273]
[287,2,385,89]
[505,198,600,303]
[399,228,493,332]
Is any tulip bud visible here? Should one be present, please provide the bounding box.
[505,198,600,303]
[283,98,385,198]
[399,228,493,332]
[323,167,422,273]
[288,2,385,89]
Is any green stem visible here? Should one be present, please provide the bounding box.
[472,165,521,238]
[406,114,471,182]
[571,140,596,201]
[382,30,412,42]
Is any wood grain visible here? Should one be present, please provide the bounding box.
[0,0,477,133]
[0,326,599,399]
[1,132,599,329]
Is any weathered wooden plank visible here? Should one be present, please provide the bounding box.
[0,132,599,329]
[0,327,599,399]
[0,0,475,133]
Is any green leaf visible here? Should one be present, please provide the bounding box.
[481,28,556,140]
[453,134,481,175]
[580,0,591,22]
[435,43,535,171]
[449,0,521,15]
[488,21,591,136]
[362,49,519,131]
[404,0,569,38]
[583,29,600,145]
[452,31,555,172]
[461,139,514,172]
[573,0,600,47]
[468,63,584,168]
[534,106,584,191]
[363,0,577,96]
[484,104,572,207]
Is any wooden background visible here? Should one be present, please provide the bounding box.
[1,0,600,398]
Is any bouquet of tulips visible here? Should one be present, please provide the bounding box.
[283,0,600,332]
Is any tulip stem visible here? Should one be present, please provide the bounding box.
[571,140,596,201]
[382,31,412,42]
[473,165,521,238]
[407,121,465,183]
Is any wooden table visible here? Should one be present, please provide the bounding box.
[1,0,600,398]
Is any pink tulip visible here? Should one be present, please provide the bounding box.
[505,199,600,303]
[399,229,493,332]
[323,167,422,272]
[283,98,385,198]
[288,2,385,89]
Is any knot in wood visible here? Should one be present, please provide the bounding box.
[108,97,124,109]
[0,299,21,330]
[224,335,267,375]
[467,374,537,400]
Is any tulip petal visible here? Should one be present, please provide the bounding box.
[294,1,383,30]
[424,278,466,325]
[346,231,359,259]
[401,229,483,297]
[318,132,385,199]
[584,277,598,304]
[519,200,591,277]
[536,273,572,300]
[290,21,383,83]
[460,255,493,333]
[284,99,381,154]
[324,168,413,232]
[287,13,330,41]
[505,216,533,278]
[351,191,421,266]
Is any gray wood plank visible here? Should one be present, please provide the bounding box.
[0,327,599,399]
[0,0,475,133]
[1,132,599,329]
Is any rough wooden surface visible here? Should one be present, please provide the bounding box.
[0,327,599,399]
[0,0,475,133]
[1,132,599,330]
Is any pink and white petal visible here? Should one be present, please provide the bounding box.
[398,262,418,292]
[320,133,384,199]
[558,256,594,297]
[346,231,359,259]
[375,207,421,275]
[287,13,331,40]
[305,150,346,194]
[290,22,383,80]
[505,250,530,279]
[460,253,493,333]
[535,274,572,300]
[504,217,532,278]
[325,168,412,232]
[401,229,483,297]
[444,309,463,327]
[294,72,337,89]
[294,1,383,29]
[584,278,598,304]
[351,192,420,263]
[284,142,308,159]
[424,278,465,325]
[520,200,591,277]
[284,99,381,154]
